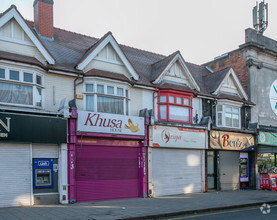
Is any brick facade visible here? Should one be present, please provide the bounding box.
[205,50,249,95]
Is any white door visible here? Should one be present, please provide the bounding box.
[219,151,240,190]
[0,144,32,207]
[151,148,202,197]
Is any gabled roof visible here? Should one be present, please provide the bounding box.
[76,32,139,81]
[0,5,55,65]
[151,51,200,92]
[203,66,248,101]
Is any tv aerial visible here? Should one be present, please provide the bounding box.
[253,0,268,34]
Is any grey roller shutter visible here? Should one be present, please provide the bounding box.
[0,144,32,207]
[152,148,202,197]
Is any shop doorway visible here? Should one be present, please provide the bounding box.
[207,151,217,190]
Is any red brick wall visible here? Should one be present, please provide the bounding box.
[206,50,249,95]
[34,1,53,39]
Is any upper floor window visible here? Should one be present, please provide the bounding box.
[216,104,240,128]
[158,91,193,123]
[85,82,129,115]
[0,67,43,107]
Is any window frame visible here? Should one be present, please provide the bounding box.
[216,102,241,129]
[0,65,44,108]
[157,90,193,123]
[84,81,130,115]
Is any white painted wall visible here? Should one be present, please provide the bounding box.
[44,73,74,112]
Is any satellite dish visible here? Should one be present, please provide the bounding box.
[253,0,268,34]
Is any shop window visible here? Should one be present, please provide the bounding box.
[257,153,277,174]
[216,104,240,128]
[85,82,129,115]
[158,91,193,123]
[0,66,43,107]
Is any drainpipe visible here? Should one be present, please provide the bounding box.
[74,73,84,100]
[152,87,159,119]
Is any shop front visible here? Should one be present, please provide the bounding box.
[0,112,67,207]
[148,125,206,197]
[68,110,147,203]
[257,131,277,190]
[208,130,255,191]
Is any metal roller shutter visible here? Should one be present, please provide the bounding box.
[76,145,139,202]
[219,151,240,190]
[152,148,202,197]
[257,146,277,153]
[32,145,59,158]
[0,144,32,207]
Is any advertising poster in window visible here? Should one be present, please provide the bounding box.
[210,131,254,150]
[149,125,206,149]
[77,111,145,136]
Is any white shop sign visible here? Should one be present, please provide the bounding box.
[77,111,145,136]
[150,125,206,149]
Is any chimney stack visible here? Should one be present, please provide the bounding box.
[33,0,54,39]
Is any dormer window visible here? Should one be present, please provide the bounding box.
[85,82,129,115]
[216,104,241,128]
[158,91,193,123]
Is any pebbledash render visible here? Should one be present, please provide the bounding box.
[0,0,259,207]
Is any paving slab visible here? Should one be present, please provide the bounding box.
[0,190,277,220]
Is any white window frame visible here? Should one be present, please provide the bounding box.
[0,65,44,108]
[216,101,242,129]
[83,80,130,115]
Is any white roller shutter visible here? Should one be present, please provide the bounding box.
[219,151,240,190]
[151,148,202,197]
[32,145,59,158]
[0,144,32,207]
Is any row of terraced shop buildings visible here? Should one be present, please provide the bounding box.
[1,0,277,207]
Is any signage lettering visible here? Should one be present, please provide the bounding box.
[38,161,50,166]
[77,111,145,136]
[210,131,254,150]
[0,117,11,138]
[84,113,122,128]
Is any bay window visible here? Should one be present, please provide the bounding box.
[85,82,129,115]
[0,67,43,107]
[216,104,240,128]
[158,91,193,123]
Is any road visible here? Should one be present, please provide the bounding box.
[158,204,277,220]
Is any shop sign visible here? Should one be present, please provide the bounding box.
[210,130,254,150]
[77,111,145,136]
[0,112,67,143]
[258,131,277,146]
[149,125,206,149]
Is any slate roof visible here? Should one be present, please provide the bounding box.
[0,5,251,105]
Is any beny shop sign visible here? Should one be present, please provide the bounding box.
[77,111,145,136]
[149,125,206,149]
[210,131,254,150]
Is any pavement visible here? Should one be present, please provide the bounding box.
[0,190,277,220]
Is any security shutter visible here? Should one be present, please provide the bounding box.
[152,148,202,197]
[32,145,59,158]
[257,146,277,153]
[219,151,240,190]
[76,145,139,202]
[0,144,31,207]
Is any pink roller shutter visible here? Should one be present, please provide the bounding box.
[76,145,139,202]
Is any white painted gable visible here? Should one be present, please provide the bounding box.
[77,33,139,80]
[219,74,239,95]
[213,68,248,100]
[0,6,54,65]
[163,60,194,88]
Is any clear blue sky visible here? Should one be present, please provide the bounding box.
[1,0,277,64]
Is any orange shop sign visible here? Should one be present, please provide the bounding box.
[210,130,254,150]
